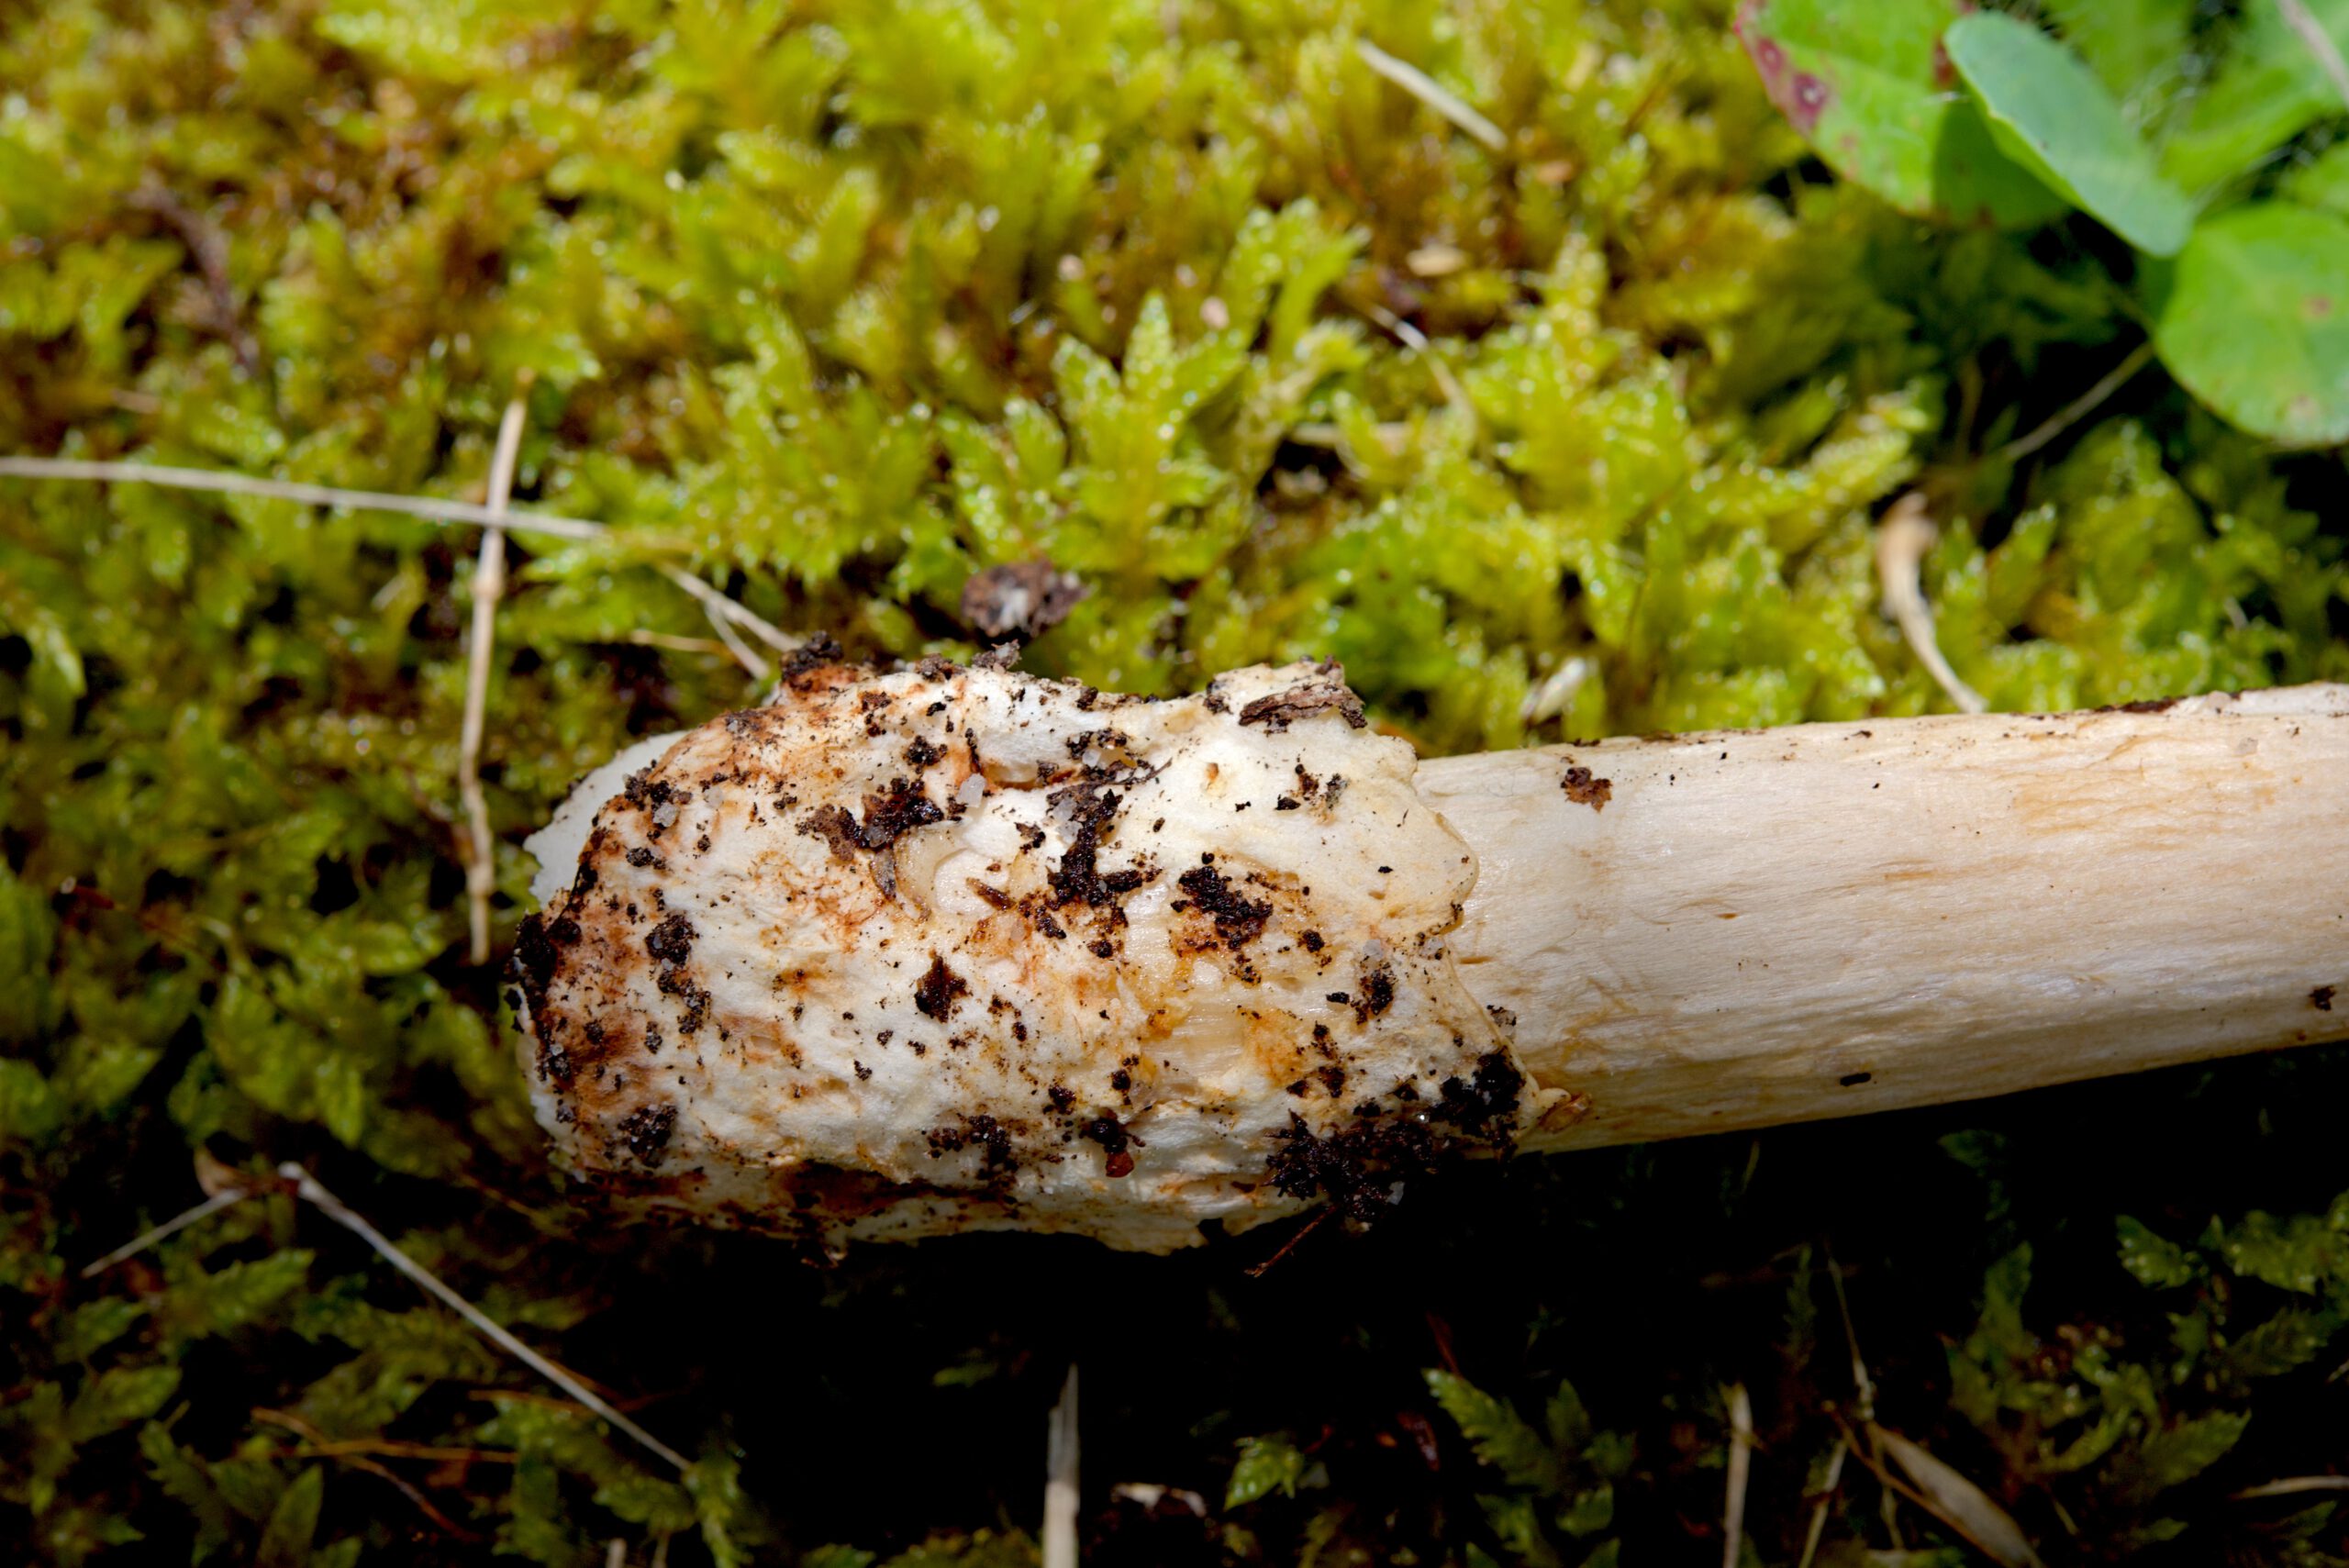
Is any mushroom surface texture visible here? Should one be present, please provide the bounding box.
[514,656,1563,1253]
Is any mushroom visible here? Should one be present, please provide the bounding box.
[514,655,2349,1253]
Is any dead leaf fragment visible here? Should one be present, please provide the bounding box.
[1873,1424,2044,1568]
[961,558,1090,641]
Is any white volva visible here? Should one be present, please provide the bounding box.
[515,659,1563,1254]
[518,659,2349,1253]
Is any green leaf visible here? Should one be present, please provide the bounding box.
[1557,1482,1614,1538]
[1424,1370,1561,1492]
[2215,1207,2347,1294]
[593,1473,696,1534]
[2116,1216,2198,1288]
[255,1464,323,1568]
[1944,12,2193,256]
[1733,0,2062,227]
[162,1250,315,1342]
[0,1058,66,1145]
[2149,203,2349,445]
[685,1450,763,1568]
[139,1423,240,1561]
[54,1298,148,1363]
[65,1365,183,1443]
[1476,1491,1564,1568]
[1226,1433,1308,1507]
[2217,1309,2340,1381]
[2131,1409,2250,1496]
[1543,1380,1592,1452]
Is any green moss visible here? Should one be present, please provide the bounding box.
[1,0,2344,1563]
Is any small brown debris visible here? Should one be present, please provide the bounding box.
[619,1104,677,1166]
[961,558,1090,641]
[2315,985,2337,1012]
[1239,675,1367,733]
[1561,762,1613,811]
[972,641,1023,672]
[645,913,697,965]
[915,954,971,1021]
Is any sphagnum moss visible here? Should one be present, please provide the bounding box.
[2,1,2346,1564]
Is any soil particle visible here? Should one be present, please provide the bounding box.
[645,913,696,966]
[1174,862,1274,949]
[796,804,863,863]
[1561,762,1613,811]
[1432,1051,1525,1135]
[1080,1114,1136,1177]
[2316,985,2338,1012]
[1046,775,1151,907]
[960,557,1090,640]
[857,777,944,850]
[775,632,846,687]
[915,954,971,1021]
[620,1104,677,1165]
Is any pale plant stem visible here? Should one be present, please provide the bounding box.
[1721,1383,1754,1568]
[1825,1255,1901,1548]
[1998,340,2156,464]
[1875,493,1987,715]
[1795,1437,1848,1568]
[2277,0,2349,111]
[1354,39,1507,150]
[1042,1364,1080,1568]
[655,562,803,670]
[79,1186,249,1277]
[461,395,529,965]
[699,595,770,682]
[280,1162,692,1473]
[0,455,607,540]
[628,630,733,656]
[2233,1476,2349,1500]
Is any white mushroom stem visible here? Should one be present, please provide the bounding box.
[518,665,2348,1251]
[1424,684,2349,1153]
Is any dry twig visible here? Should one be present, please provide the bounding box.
[280,1163,692,1472]
[80,1186,250,1278]
[0,455,607,540]
[1354,39,1508,151]
[251,1408,486,1541]
[460,395,530,965]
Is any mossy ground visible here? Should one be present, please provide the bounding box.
[3,0,2347,1563]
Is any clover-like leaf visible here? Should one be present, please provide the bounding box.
[2149,203,2349,445]
[1734,0,2062,228]
[1945,11,2194,255]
